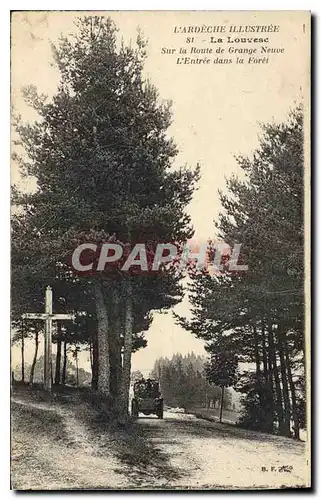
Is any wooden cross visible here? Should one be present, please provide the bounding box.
[22,286,75,391]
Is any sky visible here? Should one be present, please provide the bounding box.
[11,11,309,373]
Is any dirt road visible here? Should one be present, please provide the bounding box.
[11,399,309,490]
[135,411,309,489]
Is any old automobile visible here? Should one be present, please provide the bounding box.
[131,378,164,419]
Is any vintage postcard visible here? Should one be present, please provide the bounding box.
[11,10,311,490]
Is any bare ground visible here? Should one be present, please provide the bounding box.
[11,394,310,490]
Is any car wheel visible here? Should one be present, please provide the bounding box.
[157,408,163,419]
[131,400,139,418]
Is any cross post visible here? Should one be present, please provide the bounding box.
[22,286,75,392]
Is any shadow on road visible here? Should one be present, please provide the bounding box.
[114,424,182,484]
[81,410,183,487]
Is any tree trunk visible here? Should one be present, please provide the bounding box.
[89,341,93,373]
[55,338,62,385]
[109,287,123,412]
[261,322,274,432]
[94,280,110,397]
[277,324,292,437]
[261,323,269,384]
[253,324,266,422]
[62,341,67,385]
[253,324,261,380]
[21,322,25,383]
[29,330,39,385]
[76,353,79,387]
[284,340,300,439]
[219,386,224,423]
[119,279,133,417]
[91,330,99,390]
[266,326,275,411]
[268,321,284,432]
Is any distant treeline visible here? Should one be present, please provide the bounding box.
[13,354,91,387]
[150,353,232,410]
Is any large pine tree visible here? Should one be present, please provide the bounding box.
[176,107,305,438]
[12,16,199,417]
